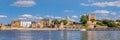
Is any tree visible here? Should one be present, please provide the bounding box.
[80,15,88,24]
[60,20,68,25]
[5,24,11,26]
[96,22,106,26]
[116,20,120,22]
[52,19,60,24]
[102,19,117,27]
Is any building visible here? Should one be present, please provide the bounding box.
[0,23,3,28]
[21,21,32,28]
[86,13,96,28]
[39,19,52,28]
[11,20,21,27]
[87,13,96,21]
[31,22,38,28]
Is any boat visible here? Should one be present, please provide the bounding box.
[80,29,86,31]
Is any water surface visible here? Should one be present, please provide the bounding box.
[0,30,120,40]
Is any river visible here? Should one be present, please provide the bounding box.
[0,30,120,40]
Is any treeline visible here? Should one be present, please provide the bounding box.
[96,19,120,28]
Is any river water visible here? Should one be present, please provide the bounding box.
[0,30,120,40]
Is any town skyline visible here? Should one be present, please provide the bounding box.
[0,0,120,24]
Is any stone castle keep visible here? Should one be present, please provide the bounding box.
[86,13,96,28]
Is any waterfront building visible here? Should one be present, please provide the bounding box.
[0,23,6,30]
[0,23,3,28]
[31,22,38,28]
[63,22,81,29]
[87,13,96,21]
[20,21,32,28]
[11,20,21,27]
[39,19,52,28]
[86,13,96,28]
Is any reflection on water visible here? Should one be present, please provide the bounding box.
[87,31,120,40]
[0,30,81,40]
[0,30,120,40]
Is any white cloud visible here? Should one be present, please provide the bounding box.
[45,15,62,19]
[21,14,33,18]
[0,15,7,18]
[93,10,118,15]
[20,14,42,19]
[11,0,36,7]
[81,1,120,7]
[34,16,43,19]
[70,19,76,22]
[72,16,78,18]
[93,10,110,14]
[64,10,74,13]
[45,15,54,18]
[81,3,90,6]
[54,17,62,19]
[18,17,27,20]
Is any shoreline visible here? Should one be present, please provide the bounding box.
[87,28,120,31]
[0,27,81,31]
[1,27,120,31]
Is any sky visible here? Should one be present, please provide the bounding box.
[0,0,120,24]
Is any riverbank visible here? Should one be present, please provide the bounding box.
[1,27,120,31]
[0,27,81,31]
[87,28,120,31]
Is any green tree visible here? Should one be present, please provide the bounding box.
[80,15,88,24]
[102,19,117,27]
[5,24,11,26]
[96,22,106,26]
[116,20,120,22]
[52,19,60,24]
[60,20,68,25]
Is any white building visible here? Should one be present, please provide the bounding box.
[21,21,32,28]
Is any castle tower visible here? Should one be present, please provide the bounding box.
[87,13,96,21]
[87,13,96,28]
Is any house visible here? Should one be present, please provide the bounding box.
[39,19,52,28]
[11,20,21,27]
[20,21,32,28]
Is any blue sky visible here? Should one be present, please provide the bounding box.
[0,0,120,24]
